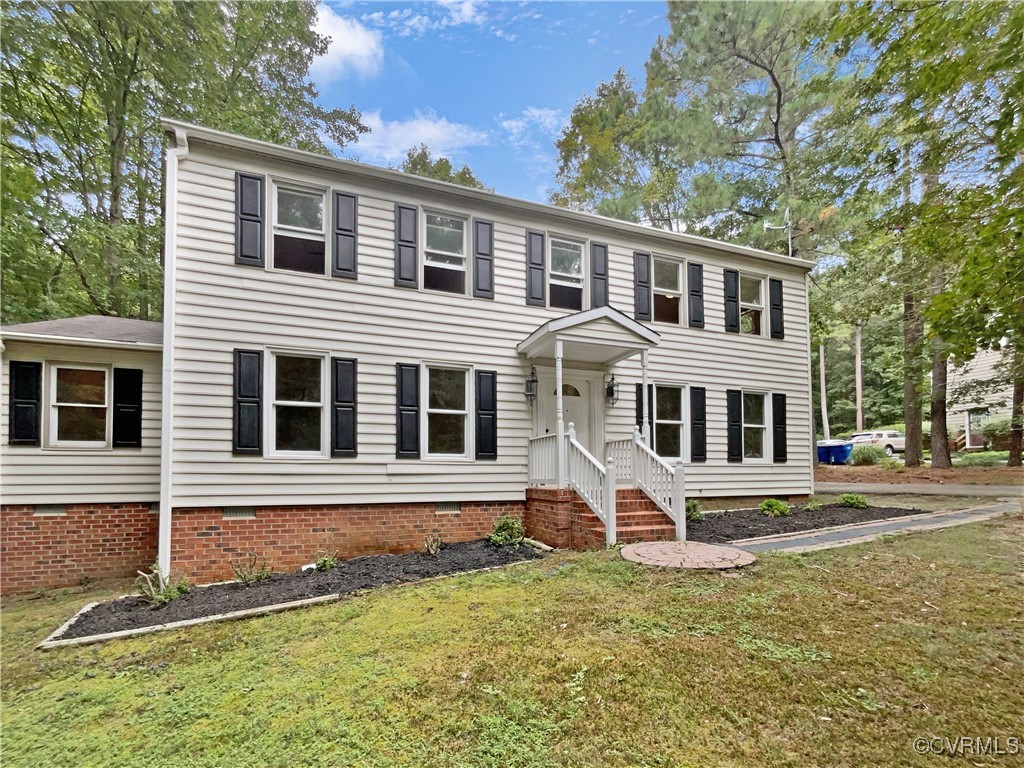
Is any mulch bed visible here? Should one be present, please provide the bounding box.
[60,540,545,640]
[687,503,927,544]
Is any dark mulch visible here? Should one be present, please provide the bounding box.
[688,503,927,544]
[60,540,544,640]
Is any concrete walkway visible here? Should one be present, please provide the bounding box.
[816,481,1022,498]
[733,499,1018,554]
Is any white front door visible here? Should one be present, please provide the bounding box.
[536,375,593,453]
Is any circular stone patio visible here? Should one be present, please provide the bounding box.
[620,540,757,569]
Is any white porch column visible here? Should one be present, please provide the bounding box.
[555,338,566,488]
[640,348,651,444]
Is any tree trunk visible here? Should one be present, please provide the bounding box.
[819,343,831,440]
[1009,356,1023,467]
[854,321,864,431]
[903,292,924,467]
[930,340,952,468]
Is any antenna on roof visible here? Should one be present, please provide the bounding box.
[763,208,793,258]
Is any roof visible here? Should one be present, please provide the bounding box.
[517,305,660,365]
[163,119,816,274]
[1,315,163,349]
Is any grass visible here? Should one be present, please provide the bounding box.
[954,450,1011,468]
[3,515,1023,767]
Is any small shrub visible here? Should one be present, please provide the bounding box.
[804,499,823,513]
[230,550,273,585]
[838,493,868,509]
[489,515,525,545]
[314,553,338,572]
[424,534,442,556]
[685,498,703,522]
[980,416,1012,449]
[135,563,190,605]
[759,498,791,517]
[850,445,886,465]
[955,450,1010,468]
[879,456,902,470]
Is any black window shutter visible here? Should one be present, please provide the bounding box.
[235,172,265,267]
[394,204,418,288]
[634,383,654,430]
[634,251,651,321]
[8,361,42,445]
[233,350,263,455]
[112,368,143,448]
[395,363,420,458]
[590,243,609,307]
[690,386,707,463]
[332,192,358,279]
[526,230,545,306]
[769,278,785,339]
[724,269,740,333]
[726,389,742,462]
[473,219,495,299]
[475,370,498,460]
[772,393,788,462]
[687,262,705,329]
[331,358,358,457]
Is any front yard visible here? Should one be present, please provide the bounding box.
[3,513,1022,767]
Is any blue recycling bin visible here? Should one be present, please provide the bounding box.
[816,439,853,465]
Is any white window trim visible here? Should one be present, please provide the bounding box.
[47,362,112,449]
[741,389,771,463]
[421,363,472,460]
[265,349,330,460]
[548,235,586,310]
[652,256,684,325]
[269,179,329,276]
[421,210,469,294]
[653,382,689,461]
[739,273,765,337]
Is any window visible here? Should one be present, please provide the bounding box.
[424,213,467,294]
[653,258,682,324]
[425,367,468,456]
[740,275,763,335]
[50,366,108,446]
[273,184,326,275]
[270,353,326,454]
[654,385,685,458]
[549,238,584,310]
[742,392,766,459]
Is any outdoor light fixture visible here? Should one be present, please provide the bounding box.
[605,374,619,405]
[524,366,538,402]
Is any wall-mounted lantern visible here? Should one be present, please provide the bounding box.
[605,374,619,406]
[524,366,539,402]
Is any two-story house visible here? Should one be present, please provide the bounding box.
[0,120,815,593]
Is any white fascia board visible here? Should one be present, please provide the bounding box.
[0,332,162,352]
[517,307,660,358]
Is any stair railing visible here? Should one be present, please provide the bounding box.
[566,423,616,546]
[631,426,687,541]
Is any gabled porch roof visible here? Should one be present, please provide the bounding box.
[516,305,660,366]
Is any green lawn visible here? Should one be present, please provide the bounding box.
[3,515,1022,768]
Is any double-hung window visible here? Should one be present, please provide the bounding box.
[270,353,327,455]
[423,213,467,294]
[273,184,327,275]
[653,258,683,324]
[654,384,685,458]
[424,366,468,456]
[739,275,764,335]
[50,366,108,446]
[742,391,766,459]
[549,238,584,310]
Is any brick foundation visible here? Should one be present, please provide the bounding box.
[525,487,677,550]
[1,503,158,594]
[170,500,525,583]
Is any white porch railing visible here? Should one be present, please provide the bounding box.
[630,426,687,541]
[566,424,616,545]
[527,433,558,487]
[605,438,633,483]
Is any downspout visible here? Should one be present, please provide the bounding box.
[158,128,189,578]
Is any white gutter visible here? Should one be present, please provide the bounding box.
[158,128,189,578]
[0,333,161,352]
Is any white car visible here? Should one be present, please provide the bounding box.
[849,430,906,456]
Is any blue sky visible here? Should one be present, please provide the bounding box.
[310,1,669,201]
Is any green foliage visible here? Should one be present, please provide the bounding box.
[400,144,489,190]
[954,451,1010,468]
[758,499,791,518]
[981,417,1013,442]
[229,551,273,585]
[838,493,868,510]
[135,563,190,605]
[879,457,903,470]
[685,498,703,522]
[851,445,886,466]
[804,499,824,513]
[314,554,338,573]
[489,515,525,546]
[423,534,443,556]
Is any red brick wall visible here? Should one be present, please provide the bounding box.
[171,500,525,583]
[1,503,158,594]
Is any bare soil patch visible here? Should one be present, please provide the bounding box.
[815,464,1023,486]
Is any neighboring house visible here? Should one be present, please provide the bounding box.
[0,120,815,593]
[947,348,1014,449]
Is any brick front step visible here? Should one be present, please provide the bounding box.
[586,523,678,544]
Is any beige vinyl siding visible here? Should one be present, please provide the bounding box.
[948,348,1013,418]
[1,341,161,504]
[167,148,813,507]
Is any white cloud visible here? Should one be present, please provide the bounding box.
[310,4,384,83]
[351,110,490,164]
[361,0,494,38]
[501,107,566,149]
